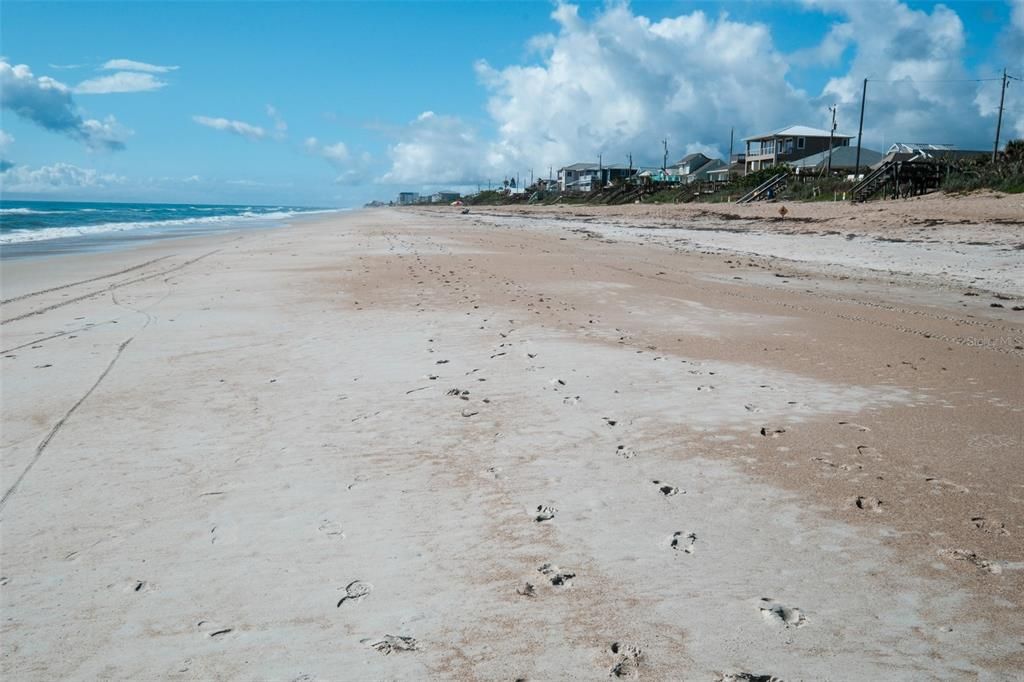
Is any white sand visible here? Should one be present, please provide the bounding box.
[1,208,1022,679]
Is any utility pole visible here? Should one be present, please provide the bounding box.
[662,138,668,173]
[728,127,734,166]
[854,78,867,179]
[628,153,633,174]
[827,104,837,175]
[993,68,1009,162]
[598,152,603,186]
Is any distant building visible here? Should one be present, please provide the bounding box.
[743,125,854,174]
[398,192,420,205]
[558,163,636,192]
[430,191,461,204]
[671,153,713,178]
[790,146,883,174]
[882,143,988,164]
[685,158,728,184]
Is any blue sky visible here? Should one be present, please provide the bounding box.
[1,1,1021,206]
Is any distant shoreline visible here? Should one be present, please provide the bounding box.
[0,203,348,260]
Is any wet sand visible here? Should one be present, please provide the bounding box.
[1,207,1022,679]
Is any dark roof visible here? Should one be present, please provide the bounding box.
[673,152,710,166]
[790,146,883,169]
[689,158,728,178]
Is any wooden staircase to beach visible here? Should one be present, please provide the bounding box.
[736,172,789,204]
[850,160,897,203]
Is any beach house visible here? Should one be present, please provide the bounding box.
[430,191,461,204]
[743,125,854,174]
[398,192,420,205]
[558,163,636,192]
[671,153,713,178]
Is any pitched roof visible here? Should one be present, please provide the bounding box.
[789,146,883,169]
[688,158,727,179]
[673,152,710,166]
[559,163,636,172]
[744,124,855,141]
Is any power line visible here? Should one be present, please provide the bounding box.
[867,77,1003,83]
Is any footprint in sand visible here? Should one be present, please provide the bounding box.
[759,426,786,438]
[534,505,557,522]
[608,642,643,678]
[669,531,697,553]
[758,598,808,627]
[812,457,863,472]
[853,496,884,512]
[197,620,234,638]
[838,421,871,432]
[516,582,536,597]
[363,635,419,655]
[715,674,783,682]
[939,549,1002,574]
[337,580,372,607]
[616,444,637,459]
[538,563,575,586]
[970,516,1009,535]
[318,520,345,539]
[652,480,682,496]
[926,477,969,494]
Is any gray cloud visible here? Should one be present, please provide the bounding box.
[0,59,129,150]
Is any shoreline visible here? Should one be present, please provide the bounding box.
[0,207,350,262]
[2,207,1021,678]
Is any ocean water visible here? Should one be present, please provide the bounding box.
[0,200,339,257]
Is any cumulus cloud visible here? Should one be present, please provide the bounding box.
[0,162,125,193]
[0,59,130,150]
[380,111,504,184]
[384,3,813,183]
[382,1,1022,183]
[102,59,178,73]
[192,115,267,140]
[808,0,993,148]
[305,136,372,184]
[0,130,12,149]
[75,71,168,94]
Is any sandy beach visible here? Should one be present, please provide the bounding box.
[2,205,1023,679]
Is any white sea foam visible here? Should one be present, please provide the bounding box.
[0,208,64,215]
[0,208,342,245]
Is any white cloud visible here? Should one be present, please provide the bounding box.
[381,111,503,184]
[192,115,267,140]
[0,162,125,193]
[102,59,178,73]
[75,71,167,94]
[0,59,130,150]
[384,3,812,183]
[0,130,12,149]
[808,0,1022,150]
[266,104,288,138]
[305,136,371,184]
[383,1,1022,184]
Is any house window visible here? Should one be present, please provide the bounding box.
[797,137,806,150]
[785,138,794,154]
